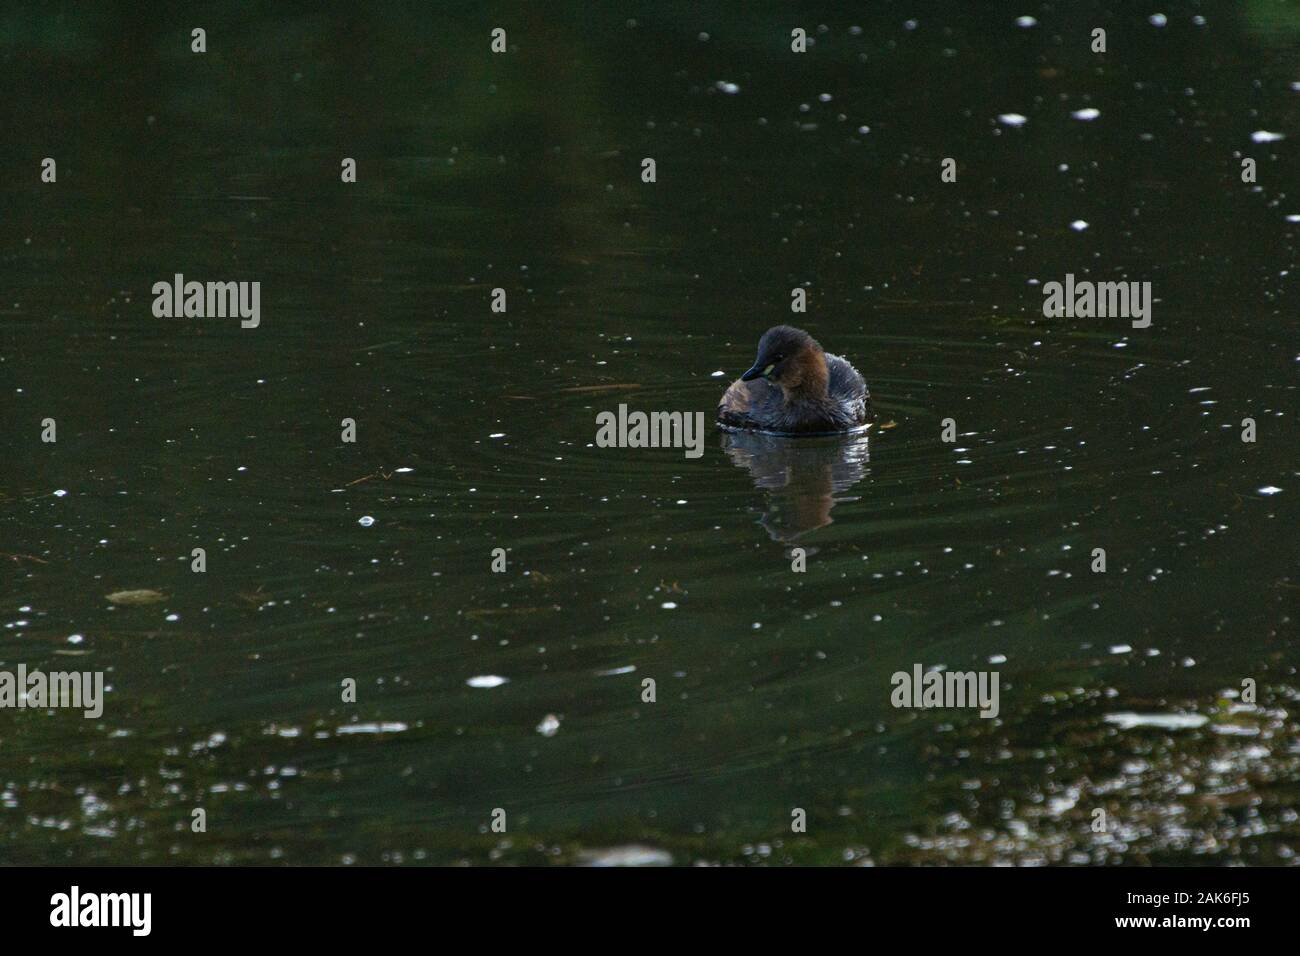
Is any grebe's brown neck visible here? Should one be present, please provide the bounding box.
[777,344,830,403]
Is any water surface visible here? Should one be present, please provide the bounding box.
[2,3,1297,864]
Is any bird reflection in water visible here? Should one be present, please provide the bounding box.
[719,429,871,542]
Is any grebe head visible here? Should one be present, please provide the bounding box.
[740,325,829,399]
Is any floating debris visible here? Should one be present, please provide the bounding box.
[536,713,561,737]
[464,606,557,619]
[336,722,408,734]
[557,383,641,394]
[467,675,509,688]
[1104,712,1208,730]
[1071,108,1101,121]
[105,589,166,606]
[358,515,375,527]
[1251,130,1285,143]
[578,845,673,867]
[997,113,1028,127]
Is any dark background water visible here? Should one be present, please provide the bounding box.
[2,1,1297,864]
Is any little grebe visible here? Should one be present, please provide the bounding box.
[717,325,874,435]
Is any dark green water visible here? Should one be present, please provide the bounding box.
[3,3,1297,865]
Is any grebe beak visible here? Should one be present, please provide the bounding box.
[741,363,773,382]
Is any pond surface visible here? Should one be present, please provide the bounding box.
[2,3,1297,864]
